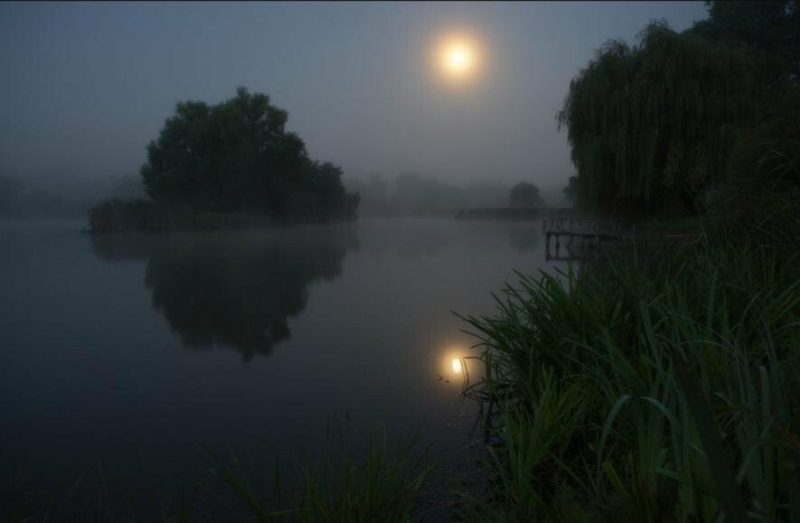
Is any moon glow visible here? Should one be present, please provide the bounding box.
[433,33,483,84]
[444,43,473,75]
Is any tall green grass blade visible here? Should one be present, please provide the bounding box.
[669,345,747,523]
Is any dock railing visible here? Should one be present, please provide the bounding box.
[542,217,699,261]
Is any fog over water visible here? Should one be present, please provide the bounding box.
[0,1,707,209]
[1,218,565,519]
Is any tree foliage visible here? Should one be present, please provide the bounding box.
[557,0,800,218]
[562,176,578,207]
[557,20,764,216]
[690,1,800,80]
[140,87,359,221]
[508,181,541,208]
[716,84,800,242]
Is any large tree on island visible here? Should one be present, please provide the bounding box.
[141,87,359,220]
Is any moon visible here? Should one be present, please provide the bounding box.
[443,43,473,75]
[433,33,483,84]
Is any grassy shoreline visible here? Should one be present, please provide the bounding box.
[458,226,800,522]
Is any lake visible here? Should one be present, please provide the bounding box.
[0,217,568,520]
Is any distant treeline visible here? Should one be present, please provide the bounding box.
[343,173,562,217]
[558,1,799,229]
[0,173,143,219]
[0,175,77,218]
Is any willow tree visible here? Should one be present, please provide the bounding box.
[556,20,764,216]
[690,1,800,81]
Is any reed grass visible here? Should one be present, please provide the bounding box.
[213,420,435,523]
[458,229,800,522]
[2,423,434,523]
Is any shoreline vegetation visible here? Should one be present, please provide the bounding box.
[457,224,800,522]
[447,0,800,516]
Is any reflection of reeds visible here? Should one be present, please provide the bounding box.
[458,230,800,522]
[215,418,434,522]
[2,420,435,522]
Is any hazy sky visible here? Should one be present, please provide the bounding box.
[0,1,708,192]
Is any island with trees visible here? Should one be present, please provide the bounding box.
[88,88,360,232]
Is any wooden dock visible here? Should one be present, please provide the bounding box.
[542,218,696,261]
[544,218,627,256]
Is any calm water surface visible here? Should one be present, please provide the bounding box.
[0,217,568,518]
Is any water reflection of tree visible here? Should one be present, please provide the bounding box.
[91,227,358,360]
